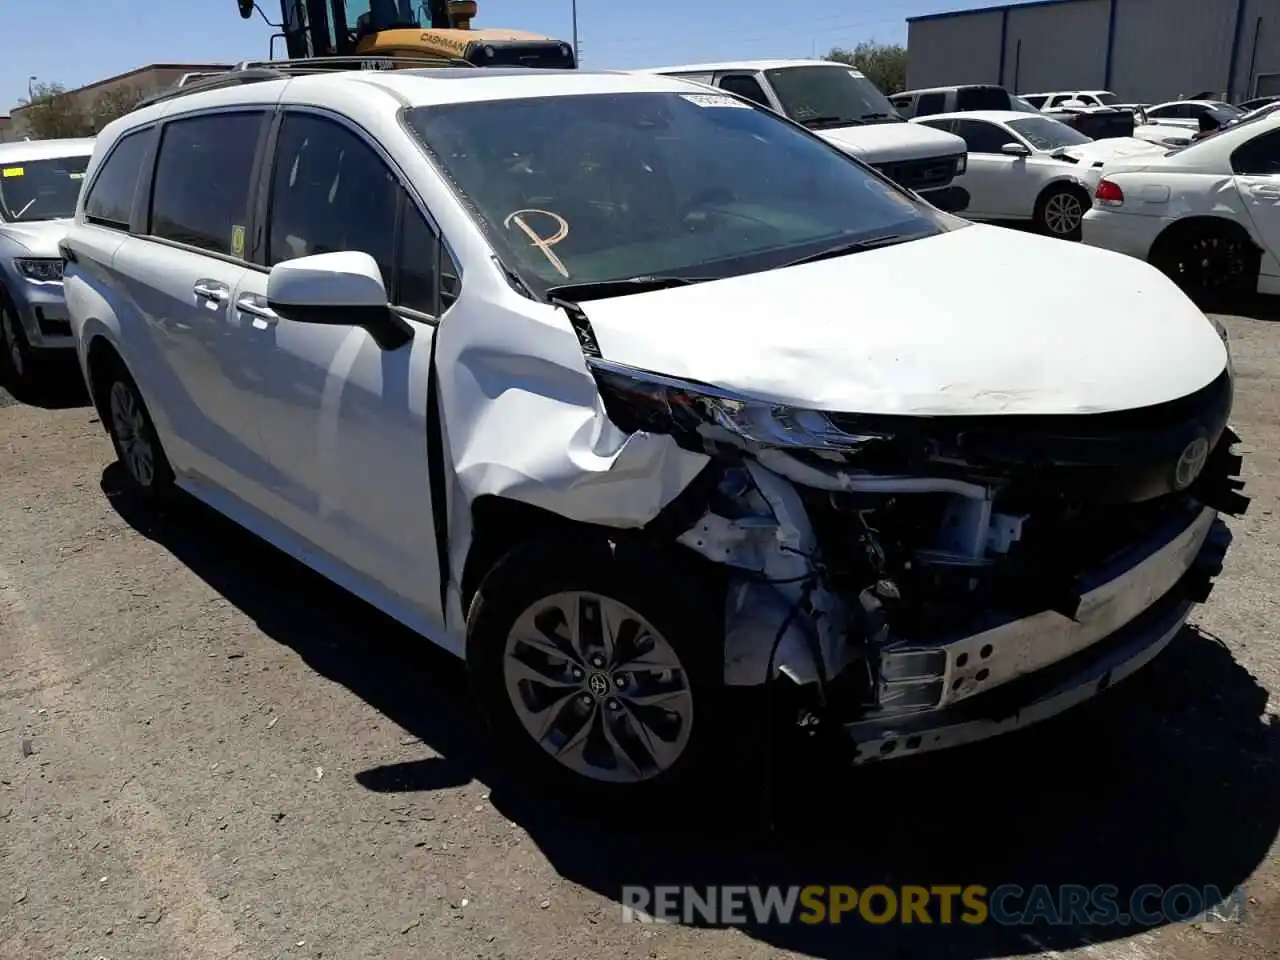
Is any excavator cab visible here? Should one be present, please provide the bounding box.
[241,1,576,69]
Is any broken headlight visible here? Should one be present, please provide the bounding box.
[589,358,890,451]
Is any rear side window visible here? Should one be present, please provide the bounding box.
[150,111,266,257]
[1024,95,1048,109]
[915,92,947,116]
[84,130,151,229]
[1231,129,1280,175]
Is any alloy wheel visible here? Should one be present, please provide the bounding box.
[503,591,694,784]
[1044,192,1084,236]
[1181,231,1249,290]
[109,380,155,488]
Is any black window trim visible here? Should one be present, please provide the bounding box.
[713,71,774,110]
[142,105,274,268]
[258,104,462,324]
[82,125,158,232]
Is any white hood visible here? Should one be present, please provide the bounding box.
[1132,123,1193,147]
[818,121,967,164]
[579,224,1228,417]
[1059,137,1165,165]
[0,219,72,258]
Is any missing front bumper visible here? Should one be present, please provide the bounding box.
[843,515,1231,763]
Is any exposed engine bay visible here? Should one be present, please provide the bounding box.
[587,354,1250,746]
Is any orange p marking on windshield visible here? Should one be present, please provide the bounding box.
[504,209,570,278]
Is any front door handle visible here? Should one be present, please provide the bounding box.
[235,293,278,325]
[193,280,229,303]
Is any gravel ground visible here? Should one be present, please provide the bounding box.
[1,312,1277,960]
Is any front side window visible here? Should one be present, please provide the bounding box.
[953,119,1018,154]
[1006,116,1092,150]
[151,112,266,256]
[85,131,151,228]
[915,92,947,116]
[0,153,90,223]
[267,113,401,285]
[404,92,948,297]
[765,65,902,129]
[717,74,771,109]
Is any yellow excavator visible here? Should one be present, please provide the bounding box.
[237,1,577,69]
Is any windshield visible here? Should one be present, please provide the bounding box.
[404,92,946,296]
[1007,116,1093,150]
[0,154,89,222]
[764,65,902,128]
[1095,92,1120,105]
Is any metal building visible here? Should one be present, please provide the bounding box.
[906,0,1280,104]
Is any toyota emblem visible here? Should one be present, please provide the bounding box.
[1174,437,1210,490]
[587,673,610,698]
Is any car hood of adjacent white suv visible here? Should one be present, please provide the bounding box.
[577,223,1228,417]
[0,218,72,257]
[1057,136,1165,165]
[817,120,967,164]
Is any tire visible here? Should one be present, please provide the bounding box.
[97,358,174,501]
[1149,219,1259,301]
[466,532,724,805]
[0,296,38,397]
[1034,185,1089,240]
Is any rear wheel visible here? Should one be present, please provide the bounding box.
[1034,185,1089,240]
[467,533,724,804]
[97,359,174,501]
[1150,219,1259,299]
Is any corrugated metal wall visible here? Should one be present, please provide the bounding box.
[1109,0,1238,102]
[906,0,1279,103]
[906,12,1004,89]
[1004,0,1109,93]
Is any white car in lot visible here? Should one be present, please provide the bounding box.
[63,64,1247,797]
[1143,99,1246,132]
[0,138,95,395]
[912,111,1163,238]
[1022,90,1121,110]
[1083,107,1280,297]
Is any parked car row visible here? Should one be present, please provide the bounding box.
[0,62,1257,801]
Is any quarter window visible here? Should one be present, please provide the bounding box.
[150,112,266,256]
[395,204,458,315]
[267,112,399,286]
[84,130,152,229]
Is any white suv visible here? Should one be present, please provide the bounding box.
[63,63,1247,798]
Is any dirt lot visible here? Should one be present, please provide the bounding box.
[1,312,1278,960]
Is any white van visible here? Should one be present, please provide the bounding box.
[641,59,971,211]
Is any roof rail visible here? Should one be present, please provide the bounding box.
[134,54,476,111]
[231,54,476,73]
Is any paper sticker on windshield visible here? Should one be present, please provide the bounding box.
[847,70,866,79]
[1,167,24,178]
[69,172,85,180]
[680,93,751,109]
[231,224,246,259]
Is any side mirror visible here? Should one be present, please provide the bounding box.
[267,251,414,351]
[1001,142,1032,157]
[237,0,254,18]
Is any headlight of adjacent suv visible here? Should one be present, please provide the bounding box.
[955,153,967,175]
[14,258,63,283]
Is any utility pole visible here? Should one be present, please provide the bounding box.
[27,75,37,101]
[572,0,581,65]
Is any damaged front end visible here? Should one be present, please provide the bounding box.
[591,357,1249,764]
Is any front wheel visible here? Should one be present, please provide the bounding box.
[0,300,37,395]
[1035,186,1089,240]
[466,534,724,803]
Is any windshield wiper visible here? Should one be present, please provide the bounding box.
[782,234,912,268]
[858,112,900,120]
[801,115,859,128]
[545,275,711,302]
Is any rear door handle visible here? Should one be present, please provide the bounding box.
[193,280,229,303]
[235,293,278,325]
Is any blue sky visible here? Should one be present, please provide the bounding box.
[4,0,1016,113]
